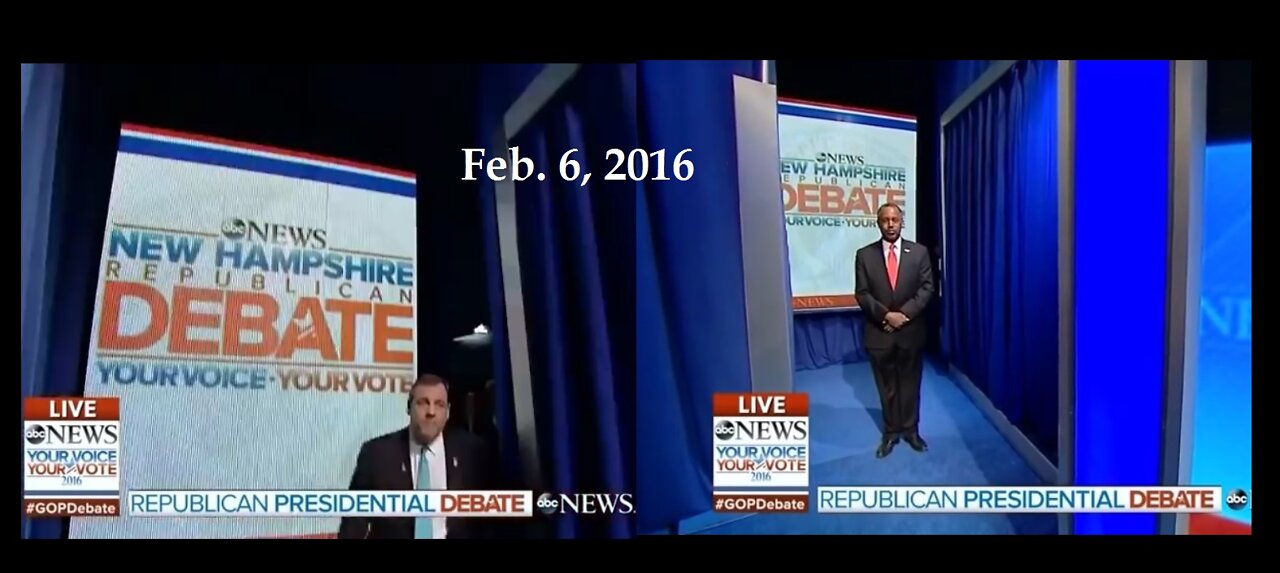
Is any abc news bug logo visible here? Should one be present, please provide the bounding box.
[1225,489,1249,511]
[712,393,810,490]
[535,492,635,516]
[25,423,120,446]
[714,419,809,442]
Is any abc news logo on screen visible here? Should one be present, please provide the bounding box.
[714,419,808,441]
[25,423,119,446]
[221,216,328,249]
[535,492,634,516]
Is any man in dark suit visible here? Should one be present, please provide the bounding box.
[854,203,935,458]
[338,373,497,539]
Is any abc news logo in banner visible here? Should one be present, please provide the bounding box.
[24,398,122,517]
[1225,489,1249,511]
[712,393,810,513]
[534,492,635,516]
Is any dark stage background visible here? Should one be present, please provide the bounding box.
[1207,59,1251,143]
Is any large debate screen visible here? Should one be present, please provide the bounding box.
[1188,141,1251,534]
[779,99,917,311]
[70,124,418,538]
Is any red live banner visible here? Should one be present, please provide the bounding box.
[24,397,120,421]
[712,393,808,417]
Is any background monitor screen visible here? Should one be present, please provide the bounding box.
[779,99,917,311]
[1188,141,1251,533]
[69,124,418,538]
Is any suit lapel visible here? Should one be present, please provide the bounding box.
[443,431,460,489]
[442,432,462,538]
[894,242,913,295]
[867,242,889,291]
[396,428,413,489]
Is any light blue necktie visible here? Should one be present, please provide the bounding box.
[414,446,433,539]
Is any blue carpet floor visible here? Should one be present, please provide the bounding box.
[693,360,1056,535]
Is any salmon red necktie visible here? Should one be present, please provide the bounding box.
[887,244,898,290]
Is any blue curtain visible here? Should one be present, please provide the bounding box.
[21,63,68,540]
[635,60,758,534]
[478,64,635,539]
[940,60,1059,464]
[20,63,65,403]
[792,312,867,371]
[938,60,999,115]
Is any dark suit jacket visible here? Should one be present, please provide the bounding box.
[337,426,497,539]
[854,239,935,350]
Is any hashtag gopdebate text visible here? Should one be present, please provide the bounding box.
[25,498,120,517]
[713,493,808,513]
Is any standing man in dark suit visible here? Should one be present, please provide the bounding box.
[338,373,498,539]
[854,203,935,458]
